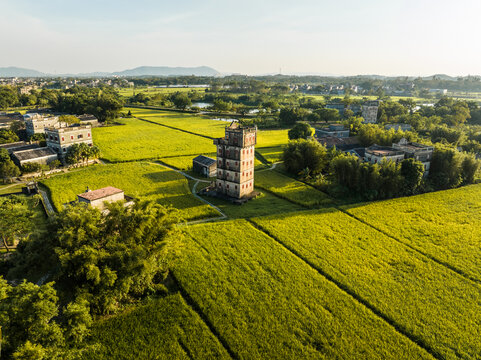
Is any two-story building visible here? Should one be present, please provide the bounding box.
[24,113,61,136]
[392,138,434,175]
[315,124,350,138]
[364,144,405,164]
[45,125,93,158]
[362,100,380,123]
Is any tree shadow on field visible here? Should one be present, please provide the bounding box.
[157,194,206,210]
[142,170,184,184]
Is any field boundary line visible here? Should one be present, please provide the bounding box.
[135,116,214,140]
[254,150,270,165]
[246,219,443,360]
[170,271,237,360]
[338,208,481,286]
[151,162,227,220]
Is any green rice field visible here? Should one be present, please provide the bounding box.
[344,184,481,283]
[254,170,333,207]
[252,209,481,359]
[41,162,218,221]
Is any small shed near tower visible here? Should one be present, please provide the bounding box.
[192,155,217,177]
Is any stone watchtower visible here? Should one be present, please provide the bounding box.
[213,122,257,199]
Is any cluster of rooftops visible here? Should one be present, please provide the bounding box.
[0,112,98,167]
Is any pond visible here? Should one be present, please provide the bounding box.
[191,102,212,109]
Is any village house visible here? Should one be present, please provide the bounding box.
[19,85,38,95]
[318,136,360,150]
[364,144,405,164]
[315,124,350,138]
[77,114,99,127]
[0,141,40,154]
[77,186,125,211]
[213,122,257,199]
[392,138,434,175]
[192,155,217,177]
[24,113,61,136]
[45,124,93,158]
[362,100,380,123]
[12,147,58,167]
[385,123,412,132]
[346,147,366,159]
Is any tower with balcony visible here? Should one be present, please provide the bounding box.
[214,122,257,199]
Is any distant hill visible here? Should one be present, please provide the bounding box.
[112,66,219,77]
[420,74,457,81]
[0,66,47,77]
[0,66,220,78]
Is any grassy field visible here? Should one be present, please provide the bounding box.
[200,189,304,218]
[41,162,218,221]
[126,107,227,138]
[87,293,229,360]
[173,220,432,359]
[255,170,333,207]
[344,184,481,283]
[252,209,481,360]
[256,146,284,163]
[92,117,214,162]
[122,107,288,164]
[0,183,24,195]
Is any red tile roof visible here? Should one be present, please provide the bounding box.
[77,186,123,201]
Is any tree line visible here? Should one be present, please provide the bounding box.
[0,199,181,359]
[282,139,479,201]
[0,86,123,122]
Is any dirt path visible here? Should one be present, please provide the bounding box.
[256,161,280,173]
[39,190,55,216]
[150,162,227,221]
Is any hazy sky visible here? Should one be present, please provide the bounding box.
[1,0,481,76]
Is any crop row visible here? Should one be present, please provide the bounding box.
[87,293,229,359]
[252,209,481,360]
[344,184,481,282]
[255,170,333,207]
[92,117,214,162]
[173,220,432,359]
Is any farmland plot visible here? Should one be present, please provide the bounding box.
[173,220,433,360]
[87,293,229,360]
[344,184,481,283]
[126,107,227,138]
[255,170,333,207]
[41,162,218,220]
[92,117,214,162]
[253,209,481,360]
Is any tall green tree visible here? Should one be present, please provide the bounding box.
[400,158,425,195]
[171,92,191,110]
[11,201,182,315]
[460,154,479,184]
[288,122,314,140]
[282,139,328,177]
[0,196,35,251]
